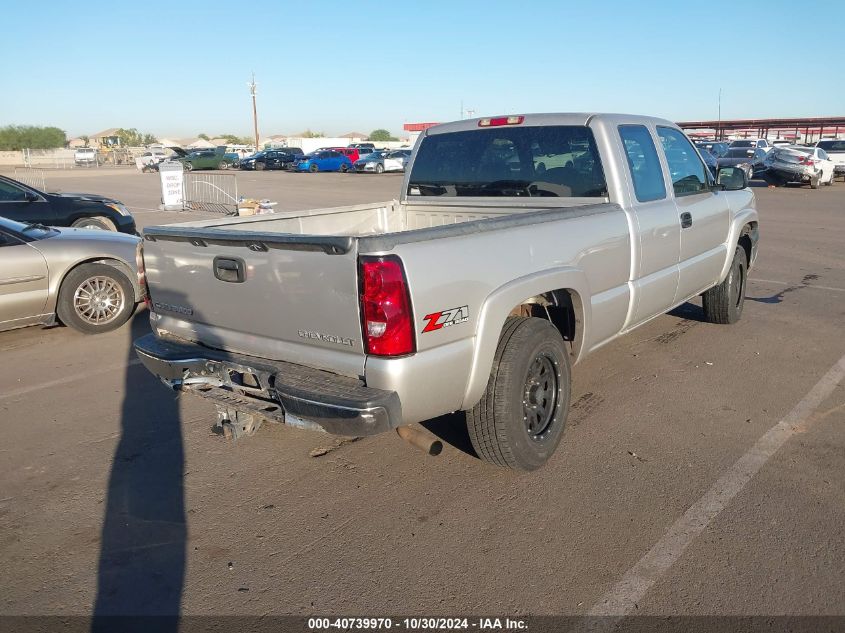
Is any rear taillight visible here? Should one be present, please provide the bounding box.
[359,256,415,357]
[478,115,524,127]
[136,241,150,307]
[799,155,816,165]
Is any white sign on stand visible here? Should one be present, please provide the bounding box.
[159,161,184,211]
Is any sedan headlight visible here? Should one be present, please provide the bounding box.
[105,202,131,216]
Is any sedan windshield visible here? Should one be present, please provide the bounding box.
[730,141,755,148]
[725,149,755,158]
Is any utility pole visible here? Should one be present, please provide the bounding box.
[249,72,259,150]
[717,88,722,140]
[465,108,475,119]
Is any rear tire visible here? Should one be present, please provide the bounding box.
[72,216,116,231]
[810,173,820,189]
[56,263,136,334]
[825,171,834,186]
[340,163,349,173]
[702,245,746,324]
[466,316,571,471]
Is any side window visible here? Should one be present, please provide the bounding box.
[657,127,709,196]
[818,149,828,160]
[0,180,28,202]
[618,125,666,202]
[0,230,22,247]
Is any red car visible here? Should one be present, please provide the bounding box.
[328,147,360,162]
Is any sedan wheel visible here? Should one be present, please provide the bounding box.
[72,216,116,231]
[375,163,384,174]
[309,163,319,173]
[56,263,136,334]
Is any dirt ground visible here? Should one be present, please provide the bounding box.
[1,168,843,627]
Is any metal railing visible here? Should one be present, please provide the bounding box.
[182,173,239,214]
[14,168,47,191]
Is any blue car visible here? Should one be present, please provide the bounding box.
[295,150,354,173]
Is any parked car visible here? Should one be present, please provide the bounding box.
[74,147,98,166]
[728,138,773,153]
[332,147,361,163]
[695,145,719,177]
[0,175,136,233]
[0,215,142,334]
[816,139,845,178]
[762,146,836,188]
[294,151,353,173]
[716,148,767,179]
[178,148,233,171]
[239,149,303,171]
[349,142,375,150]
[695,141,729,157]
[772,140,793,148]
[353,150,410,173]
[135,112,757,471]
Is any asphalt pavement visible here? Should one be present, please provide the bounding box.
[1,169,843,628]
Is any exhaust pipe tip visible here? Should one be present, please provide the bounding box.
[396,425,443,456]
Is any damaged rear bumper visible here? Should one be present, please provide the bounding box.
[134,333,402,437]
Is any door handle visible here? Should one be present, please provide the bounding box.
[213,256,245,283]
[680,212,693,229]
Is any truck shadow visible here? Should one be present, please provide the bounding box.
[91,312,185,632]
[421,412,478,458]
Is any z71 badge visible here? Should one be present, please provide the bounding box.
[422,306,469,333]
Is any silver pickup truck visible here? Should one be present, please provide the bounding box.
[134,113,759,471]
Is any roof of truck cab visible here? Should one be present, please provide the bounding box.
[424,113,679,135]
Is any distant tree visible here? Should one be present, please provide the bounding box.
[369,129,397,142]
[198,133,210,140]
[80,135,90,147]
[113,128,158,147]
[142,133,158,145]
[219,134,252,145]
[301,129,325,138]
[0,125,66,150]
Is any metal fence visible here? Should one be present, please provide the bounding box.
[14,168,47,191]
[182,173,239,214]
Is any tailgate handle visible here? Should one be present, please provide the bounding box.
[213,256,246,283]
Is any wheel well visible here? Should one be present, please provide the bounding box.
[738,222,756,266]
[57,257,140,303]
[507,288,584,359]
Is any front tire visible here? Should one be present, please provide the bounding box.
[72,216,116,231]
[218,161,229,170]
[255,161,266,171]
[466,316,571,471]
[340,163,349,173]
[183,162,193,172]
[702,245,747,324]
[56,263,136,334]
[375,163,385,174]
[309,163,319,173]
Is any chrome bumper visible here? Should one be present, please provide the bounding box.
[134,333,402,436]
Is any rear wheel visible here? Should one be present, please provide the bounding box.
[466,316,571,471]
[72,216,116,231]
[702,245,746,324]
[825,170,834,186]
[340,163,349,173]
[810,173,820,189]
[56,263,136,334]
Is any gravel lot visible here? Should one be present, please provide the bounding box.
[1,168,843,625]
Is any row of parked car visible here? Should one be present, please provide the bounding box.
[695,138,845,189]
[238,143,413,174]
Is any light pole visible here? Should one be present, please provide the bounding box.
[717,88,722,141]
[248,73,259,150]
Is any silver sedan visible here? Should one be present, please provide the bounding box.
[0,216,143,334]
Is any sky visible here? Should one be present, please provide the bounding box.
[1,0,842,140]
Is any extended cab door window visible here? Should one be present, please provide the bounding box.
[656,127,710,196]
[619,125,666,202]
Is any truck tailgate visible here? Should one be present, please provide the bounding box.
[142,229,366,377]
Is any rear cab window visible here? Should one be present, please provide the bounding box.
[657,127,710,196]
[618,125,666,202]
[408,125,608,198]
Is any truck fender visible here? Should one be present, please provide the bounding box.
[461,266,591,411]
[717,208,759,283]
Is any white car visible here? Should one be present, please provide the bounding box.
[762,145,836,188]
[729,138,773,153]
[74,147,98,166]
[816,139,845,178]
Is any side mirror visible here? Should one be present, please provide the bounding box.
[716,166,747,191]
[24,191,39,202]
